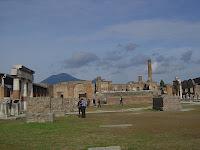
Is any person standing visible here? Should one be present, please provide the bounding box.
[81,98,87,118]
[97,99,101,108]
[93,98,96,106]
[87,99,90,107]
[77,98,82,117]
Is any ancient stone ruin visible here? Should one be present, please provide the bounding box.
[153,95,182,111]
[26,97,78,123]
[0,98,23,119]
[96,90,158,105]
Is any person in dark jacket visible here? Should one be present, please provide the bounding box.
[93,98,96,106]
[77,99,82,117]
[97,99,101,108]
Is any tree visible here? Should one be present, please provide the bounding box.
[160,80,165,88]
[160,80,165,94]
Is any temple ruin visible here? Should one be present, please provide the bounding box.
[0,65,48,118]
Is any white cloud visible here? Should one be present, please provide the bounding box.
[152,61,158,72]
[64,19,200,43]
[64,51,99,69]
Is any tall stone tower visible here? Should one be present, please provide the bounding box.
[148,59,152,82]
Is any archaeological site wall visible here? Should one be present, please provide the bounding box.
[96,91,157,105]
[53,81,93,100]
[26,97,78,123]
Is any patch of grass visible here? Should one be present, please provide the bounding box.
[87,103,151,112]
[0,104,200,150]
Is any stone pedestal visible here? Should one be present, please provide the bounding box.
[153,95,182,111]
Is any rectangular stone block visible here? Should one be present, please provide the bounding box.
[153,95,182,111]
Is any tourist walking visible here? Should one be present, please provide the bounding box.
[80,98,87,118]
[120,96,123,106]
[93,98,96,106]
[97,99,101,108]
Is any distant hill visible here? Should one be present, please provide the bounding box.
[41,73,80,84]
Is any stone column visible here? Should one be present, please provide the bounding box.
[23,82,28,97]
[1,76,4,87]
[148,59,152,82]
[13,78,20,99]
[177,79,182,99]
[28,83,33,97]
[23,81,28,111]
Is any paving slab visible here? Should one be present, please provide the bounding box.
[181,108,195,112]
[100,124,132,128]
[88,146,121,150]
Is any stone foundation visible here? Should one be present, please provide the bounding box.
[0,100,21,118]
[26,113,54,123]
[153,95,182,111]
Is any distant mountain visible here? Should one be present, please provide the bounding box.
[41,73,80,84]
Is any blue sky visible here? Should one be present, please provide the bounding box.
[1,0,200,83]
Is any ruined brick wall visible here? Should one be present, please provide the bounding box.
[126,82,145,91]
[165,84,173,96]
[149,82,159,90]
[26,97,52,123]
[97,91,156,105]
[53,83,69,98]
[111,84,127,91]
[106,96,153,105]
[100,81,112,92]
[26,97,78,123]
[53,81,93,99]
[125,82,159,91]
[195,85,200,99]
[47,85,54,97]
[53,98,78,114]
[85,82,94,100]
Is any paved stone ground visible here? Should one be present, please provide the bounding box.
[0,114,26,120]
[181,108,195,112]
[100,124,132,128]
[88,146,121,150]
